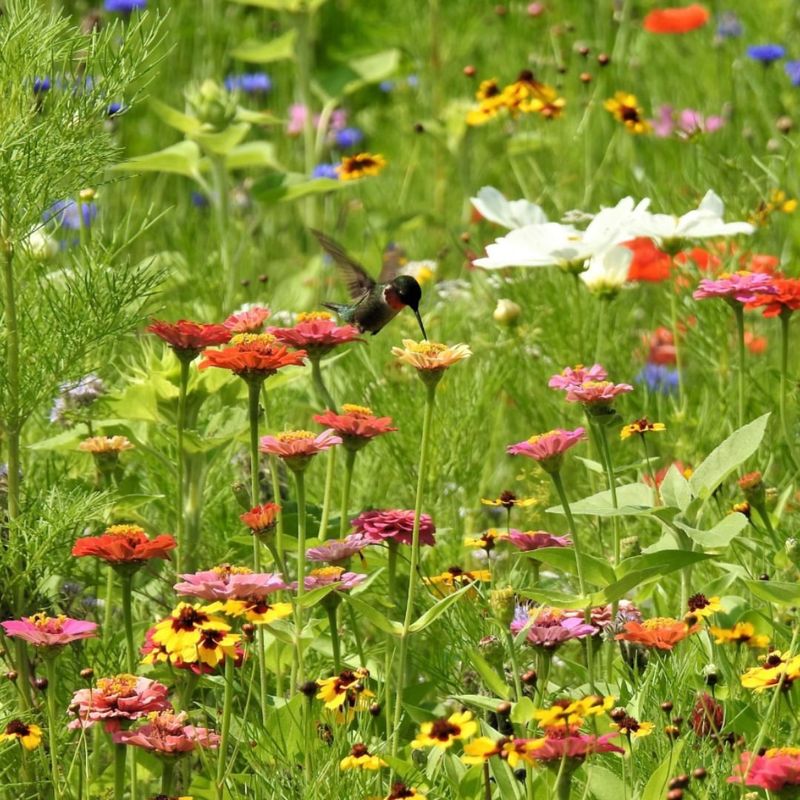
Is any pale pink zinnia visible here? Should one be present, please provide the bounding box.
[2,613,97,647]
[565,380,633,405]
[693,272,778,304]
[505,530,572,551]
[548,364,608,390]
[292,566,367,592]
[511,605,598,648]
[306,534,369,564]
[507,428,586,472]
[112,710,219,754]
[174,565,287,601]
[259,429,341,468]
[531,732,624,761]
[224,306,271,333]
[350,509,436,546]
[69,674,171,732]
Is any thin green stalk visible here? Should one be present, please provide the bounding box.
[45,658,61,800]
[594,421,620,564]
[339,449,357,538]
[261,387,286,555]
[215,655,235,799]
[294,469,308,686]
[550,471,587,597]
[113,744,126,800]
[734,303,746,429]
[211,155,235,309]
[310,356,336,411]
[391,381,437,758]
[295,9,318,230]
[387,540,398,607]
[668,277,686,408]
[780,312,799,467]
[503,629,523,702]
[120,571,136,674]
[175,357,190,574]
[161,759,175,795]
[327,603,341,673]
[317,448,337,541]
[104,568,115,636]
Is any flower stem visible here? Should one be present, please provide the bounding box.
[734,303,746,429]
[161,759,175,795]
[44,658,61,800]
[211,154,235,309]
[780,312,799,468]
[391,382,436,758]
[503,629,523,702]
[550,471,587,597]
[668,277,686,408]
[120,571,136,674]
[104,568,115,637]
[261,386,285,556]
[339,449,357,538]
[215,655,235,799]
[113,744,126,800]
[326,603,341,673]
[387,540,399,607]
[294,469,308,687]
[310,356,336,411]
[317,448,337,541]
[175,357,190,574]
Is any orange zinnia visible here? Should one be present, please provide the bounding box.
[199,334,306,378]
[748,278,800,318]
[72,525,176,564]
[616,617,698,650]
[643,4,709,34]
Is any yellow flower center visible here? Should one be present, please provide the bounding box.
[104,524,146,537]
[96,674,138,696]
[310,566,345,579]
[230,333,276,346]
[643,617,681,630]
[30,612,66,628]
[342,404,374,416]
[408,341,447,355]
[276,430,316,442]
[527,430,558,445]
[767,746,800,757]
[212,564,253,577]
[297,311,333,322]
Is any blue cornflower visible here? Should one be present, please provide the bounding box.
[334,127,364,149]
[378,80,395,93]
[312,163,339,180]
[107,102,125,117]
[43,199,98,231]
[33,77,51,94]
[716,11,742,39]
[224,72,272,94]
[786,61,800,86]
[747,44,786,64]
[104,0,146,11]
[406,74,419,88]
[636,363,679,395]
[191,191,210,208]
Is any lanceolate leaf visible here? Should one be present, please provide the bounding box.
[409,583,471,633]
[231,30,298,63]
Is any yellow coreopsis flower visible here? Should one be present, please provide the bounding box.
[222,599,293,625]
[604,92,651,134]
[0,720,42,750]
[150,603,227,659]
[710,621,770,649]
[685,593,722,621]
[611,717,655,738]
[316,668,372,712]
[411,711,477,749]
[339,742,387,770]
[741,651,800,691]
[620,418,666,440]
[462,736,542,767]
[337,153,387,181]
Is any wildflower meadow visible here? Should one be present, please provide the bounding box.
[5,1,800,798]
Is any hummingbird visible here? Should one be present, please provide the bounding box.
[311,229,428,340]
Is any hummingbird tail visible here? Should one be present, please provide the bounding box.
[321,302,349,319]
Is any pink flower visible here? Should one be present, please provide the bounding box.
[693,272,778,304]
[269,314,362,357]
[505,530,572,551]
[69,675,171,732]
[350,509,436,546]
[112,710,219,754]
[565,380,633,405]
[2,613,97,647]
[223,306,271,333]
[507,428,586,472]
[259,429,341,470]
[729,750,800,791]
[563,600,641,629]
[531,732,624,761]
[313,405,397,450]
[548,364,608,390]
[293,566,367,592]
[652,104,675,138]
[174,566,287,601]
[511,606,598,649]
[306,534,369,564]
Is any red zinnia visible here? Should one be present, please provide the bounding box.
[623,238,672,283]
[350,509,436,546]
[748,277,800,318]
[71,524,176,564]
[313,404,397,450]
[643,4,710,34]
[147,320,231,359]
[199,333,306,379]
[269,311,362,357]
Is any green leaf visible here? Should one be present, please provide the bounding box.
[316,49,400,99]
[602,551,712,602]
[678,513,748,549]
[228,0,326,10]
[547,483,654,517]
[641,741,684,800]
[489,760,523,800]
[345,595,402,636]
[527,547,616,587]
[744,579,800,605]
[192,122,251,156]
[659,464,692,511]
[296,584,335,609]
[510,696,536,724]
[466,648,511,699]
[586,764,625,800]
[231,30,297,63]
[150,98,201,134]
[251,172,350,204]
[689,414,770,499]
[409,584,471,633]
[112,141,202,177]
[517,588,592,609]
[223,142,281,170]
[451,694,506,713]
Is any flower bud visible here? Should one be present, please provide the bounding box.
[299,681,318,698]
[186,79,238,130]
[496,701,512,716]
[80,668,94,680]
[35,677,48,690]
[369,702,381,717]
[692,768,707,780]
[620,536,641,559]
[660,701,673,713]
[489,587,516,626]
[738,471,765,507]
[5,671,17,682]
[521,670,537,686]
[241,623,256,642]
[493,299,521,326]
[785,537,800,565]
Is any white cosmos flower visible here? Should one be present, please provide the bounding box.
[470,186,548,230]
[473,221,593,269]
[579,245,632,294]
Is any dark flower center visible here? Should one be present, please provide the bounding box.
[429,719,461,740]
[173,606,210,631]
[687,593,710,612]
[5,720,30,736]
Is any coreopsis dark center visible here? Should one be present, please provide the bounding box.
[388,783,416,799]
[199,629,224,650]
[499,490,517,508]
[687,593,711,612]
[172,606,210,631]
[619,715,641,733]
[429,718,461,741]
[350,742,369,758]
[620,105,641,123]
[5,720,30,737]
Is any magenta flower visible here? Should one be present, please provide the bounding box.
[531,733,624,761]
[306,534,369,564]
[548,364,608,390]
[259,429,341,471]
[174,566,287,601]
[505,530,572,551]
[112,710,219,754]
[292,566,367,592]
[511,606,598,648]
[565,380,633,405]
[68,675,171,732]
[507,428,586,473]
[2,613,97,647]
[223,306,270,333]
[693,272,778,304]
[350,509,436,546]
[269,314,362,358]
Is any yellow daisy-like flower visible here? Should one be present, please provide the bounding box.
[339,742,387,770]
[411,711,477,750]
[222,599,293,625]
[78,435,134,454]
[150,603,227,661]
[464,529,501,551]
[481,491,538,509]
[0,720,42,750]
[316,668,373,713]
[620,418,666,440]
[391,339,472,373]
[337,153,387,181]
[384,783,426,800]
[710,621,770,649]
[604,92,651,134]
[685,593,722,621]
[192,626,241,668]
[424,566,491,595]
[611,717,655,738]
[741,651,800,692]
[462,736,542,767]
[532,696,613,731]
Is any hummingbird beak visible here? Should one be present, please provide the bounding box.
[413,308,428,341]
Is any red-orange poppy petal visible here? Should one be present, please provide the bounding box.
[643,4,710,34]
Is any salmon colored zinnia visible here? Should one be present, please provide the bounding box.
[616,617,698,650]
[199,333,306,379]
[313,404,397,450]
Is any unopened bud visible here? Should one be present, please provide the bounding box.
[80,667,94,680]
[299,681,318,698]
[493,299,521,326]
[489,587,516,626]
[34,677,48,691]
[521,670,537,686]
[620,536,641,559]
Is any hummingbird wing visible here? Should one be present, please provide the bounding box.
[311,229,375,300]
[378,241,407,283]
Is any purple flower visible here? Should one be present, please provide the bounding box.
[33,77,51,95]
[693,273,777,304]
[786,61,800,86]
[505,530,572,552]
[107,102,125,117]
[306,534,369,564]
[43,199,98,231]
[104,0,146,11]
[716,12,742,39]
[511,605,598,649]
[378,80,395,93]
[50,374,105,425]
[747,44,785,64]
[292,567,367,592]
[636,363,679,395]
[224,73,272,94]
[312,163,339,180]
[652,104,675,138]
[334,127,364,149]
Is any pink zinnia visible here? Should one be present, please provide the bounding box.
[693,272,778,304]
[505,530,572,551]
[269,313,362,357]
[313,404,397,450]
[511,606,598,648]
[112,710,219,754]
[69,674,171,732]
[224,306,271,333]
[174,566,287,601]
[729,749,800,791]
[507,428,586,472]
[293,566,367,592]
[306,534,369,564]
[2,613,97,647]
[259,429,341,470]
[350,509,436,546]
[563,600,641,629]
[565,380,633,405]
[531,732,624,761]
[548,364,608,390]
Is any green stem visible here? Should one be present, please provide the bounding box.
[317,447,337,541]
[387,540,398,607]
[113,744,126,800]
[261,387,286,555]
[668,276,686,409]
[595,421,620,565]
[780,312,799,468]
[161,759,175,795]
[120,571,136,674]
[104,568,115,636]
[503,629,523,702]
[211,154,235,309]
[215,655,235,799]
[45,658,61,800]
[550,471,586,597]
[339,449,357,538]
[391,381,437,758]
[327,604,341,673]
[175,357,190,574]
[734,303,746,429]
[310,356,336,411]
[294,469,308,686]
[295,9,318,231]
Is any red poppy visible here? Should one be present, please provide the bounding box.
[748,277,800,318]
[643,4,710,34]
[675,246,721,272]
[313,404,397,450]
[199,334,306,378]
[623,238,672,282]
[72,524,176,564]
[642,326,677,365]
[147,320,231,357]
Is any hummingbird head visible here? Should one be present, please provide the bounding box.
[389,275,427,340]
